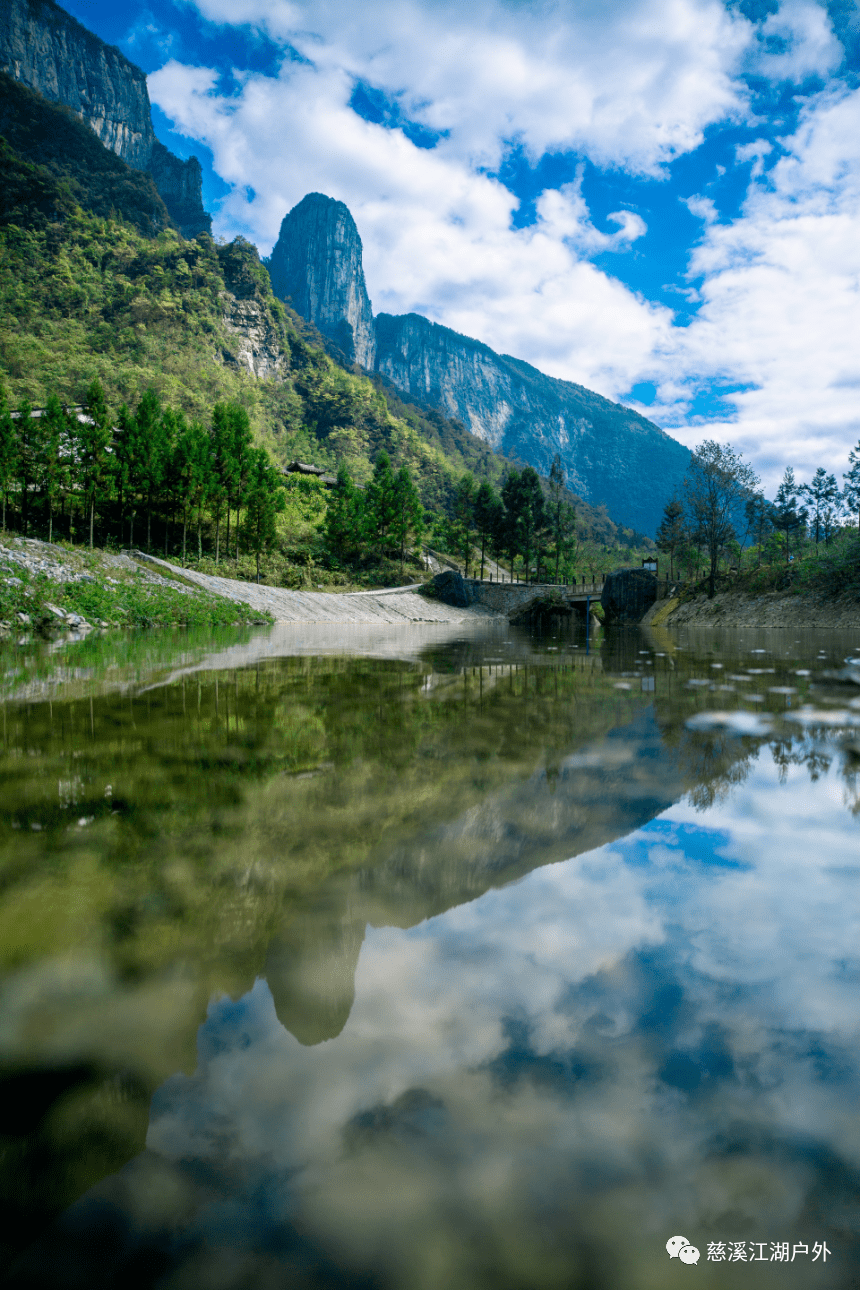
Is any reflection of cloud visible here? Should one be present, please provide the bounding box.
[130,745,860,1285]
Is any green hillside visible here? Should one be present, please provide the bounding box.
[0,74,647,584]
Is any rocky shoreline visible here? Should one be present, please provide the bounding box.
[645,587,860,630]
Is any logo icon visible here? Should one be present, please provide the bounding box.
[667,1236,700,1265]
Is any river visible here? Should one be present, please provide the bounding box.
[1,619,859,1288]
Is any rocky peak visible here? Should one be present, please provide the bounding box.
[266,193,376,370]
[1,0,155,167]
[0,0,210,238]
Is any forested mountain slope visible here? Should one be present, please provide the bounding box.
[269,191,690,536]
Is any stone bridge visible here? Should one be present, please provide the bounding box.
[458,578,605,620]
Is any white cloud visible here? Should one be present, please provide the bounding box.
[147,0,860,494]
[684,194,719,224]
[750,0,842,82]
[646,82,860,491]
[148,57,674,396]
[735,136,773,177]
[182,0,753,175]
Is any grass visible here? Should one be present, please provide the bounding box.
[0,539,273,634]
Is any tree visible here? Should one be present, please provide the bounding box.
[546,454,577,582]
[683,440,759,597]
[142,391,170,551]
[113,401,150,547]
[0,385,16,530]
[511,467,545,583]
[771,467,806,564]
[324,465,366,562]
[173,417,209,564]
[452,473,476,575]
[77,379,111,549]
[655,497,686,579]
[500,470,523,579]
[36,395,69,544]
[365,451,399,554]
[242,447,285,582]
[391,465,425,575]
[473,479,502,580]
[217,402,253,559]
[208,403,236,563]
[743,492,773,568]
[15,402,39,536]
[844,441,860,531]
[800,467,840,551]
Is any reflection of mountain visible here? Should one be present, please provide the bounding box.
[267,706,683,1043]
[266,910,366,1047]
[5,624,848,1267]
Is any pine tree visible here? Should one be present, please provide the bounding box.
[656,498,686,579]
[500,469,523,579]
[15,401,39,537]
[800,467,839,551]
[135,389,167,551]
[173,418,209,564]
[772,467,805,563]
[844,441,860,531]
[324,464,366,561]
[78,379,111,549]
[242,447,285,582]
[0,385,15,531]
[37,395,68,544]
[743,492,773,567]
[391,465,425,575]
[365,451,399,554]
[452,473,476,575]
[547,454,576,582]
[474,479,502,580]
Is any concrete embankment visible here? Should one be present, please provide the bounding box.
[134,555,503,624]
[643,587,860,630]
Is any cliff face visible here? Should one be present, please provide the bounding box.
[267,193,376,370]
[0,0,210,237]
[268,190,690,535]
[374,313,690,537]
[148,141,210,241]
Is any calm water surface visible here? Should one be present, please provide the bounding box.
[1,619,859,1288]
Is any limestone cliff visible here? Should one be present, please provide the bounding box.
[148,141,210,241]
[266,193,376,370]
[268,190,690,535]
[374,312,690,536]
[0,0,210,238]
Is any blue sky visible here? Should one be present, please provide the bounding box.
[61,0,860,492]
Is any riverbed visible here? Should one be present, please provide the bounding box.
[1,619,859,1288]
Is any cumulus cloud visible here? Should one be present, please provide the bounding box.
[148,57,674,395]
[749,0,842,82]
[147,0,860,493]
[646,82,860,490]
[182,0,753,174]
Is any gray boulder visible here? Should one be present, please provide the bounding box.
[601,568,658,623]
[433,570,470,607]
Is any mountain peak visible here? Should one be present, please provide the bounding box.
[267,193,375,369]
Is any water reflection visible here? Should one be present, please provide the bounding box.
[1,622,860,1286]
